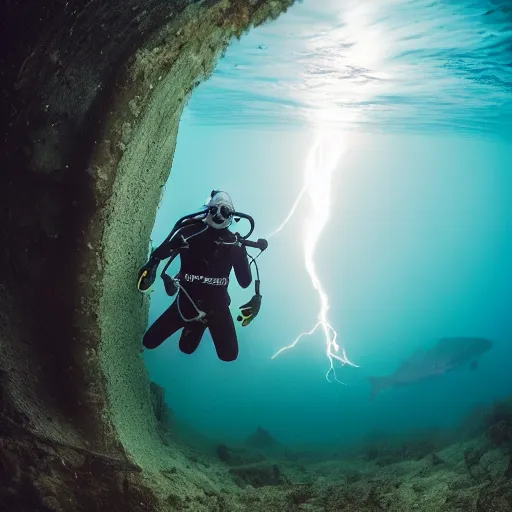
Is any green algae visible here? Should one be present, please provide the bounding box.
[95,1,296,508]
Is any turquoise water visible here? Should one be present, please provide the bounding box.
[143,0,512,447]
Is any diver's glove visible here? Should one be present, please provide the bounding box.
[257,238,268,252]
[137,256,159,292]
[237,294,262,327]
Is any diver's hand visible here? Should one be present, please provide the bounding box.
[237,294,262,327]
[233,232,243,248]
[137,257,159,292]
[257,238,268,251]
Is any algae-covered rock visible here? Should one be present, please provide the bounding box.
[0,0,295,509]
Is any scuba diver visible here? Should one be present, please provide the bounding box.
[137,190,268,362]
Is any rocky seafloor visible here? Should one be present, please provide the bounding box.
[2,380,510,511]
[149,385,512,512]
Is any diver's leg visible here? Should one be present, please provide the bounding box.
[142,301,183,349]
[178,322,208,355]
[208,304,239,362]
[177,294,208,355]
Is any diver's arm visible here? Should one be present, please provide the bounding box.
[150,224,197,261]
[150,240,178,262]
[233,245,252,289]
[138,223,203,292]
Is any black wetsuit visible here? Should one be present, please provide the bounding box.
[142,222,252,361]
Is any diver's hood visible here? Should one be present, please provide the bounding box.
[205,190,234,229]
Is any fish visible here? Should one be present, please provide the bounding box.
[368,337,493,399]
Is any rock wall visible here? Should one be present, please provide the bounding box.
[0,1,294,509]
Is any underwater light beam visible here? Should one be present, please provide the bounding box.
[271,131,358,382]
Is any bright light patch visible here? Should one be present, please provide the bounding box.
[270,131,358,383]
